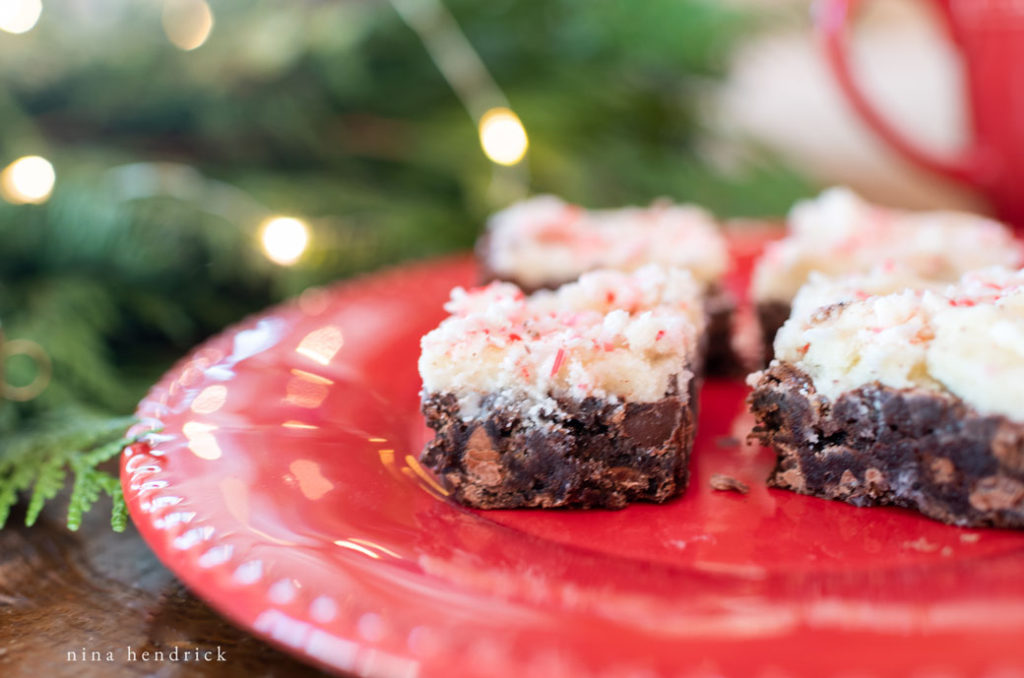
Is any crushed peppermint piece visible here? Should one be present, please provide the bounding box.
[550,348,565,377]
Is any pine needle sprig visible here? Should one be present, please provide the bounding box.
[0,416,144,532]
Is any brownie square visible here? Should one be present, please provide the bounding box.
[419,265,703,509]
[749,267,1024,528]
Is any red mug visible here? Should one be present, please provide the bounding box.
[817,0,1024,226]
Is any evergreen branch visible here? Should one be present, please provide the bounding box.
[0,416,141,532]
[0,459,37,529]
[66,465,106,533]
[24,454,65,527]
[106,480,129,533]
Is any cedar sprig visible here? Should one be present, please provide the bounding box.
[0,416,143,532]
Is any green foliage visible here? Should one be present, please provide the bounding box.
[0,415,138,531]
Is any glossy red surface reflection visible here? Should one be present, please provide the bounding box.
[123,231,1024,678]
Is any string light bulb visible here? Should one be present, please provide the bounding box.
[0,0,42,34]
[0,156,55,205]
[162,0,214,51]
[260,216,310,266]
[478,107,528,166]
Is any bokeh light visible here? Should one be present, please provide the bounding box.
[0,156,56,205]
[162,0,214,51]
[260,216,310,266]
[0,0,42,35]
[478,107,529,166]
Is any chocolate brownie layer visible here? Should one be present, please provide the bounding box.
[748,362,1024,528]
[755,300,790,365]
[421,380,697,509]
[702,286,737,375]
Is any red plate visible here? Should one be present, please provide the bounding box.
[123,231,1024,678]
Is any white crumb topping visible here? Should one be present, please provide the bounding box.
[752,187,1023,303]
[419,265,702,421]
[484,194,728,289]
[781,264,941,339]
[767,267,1024,420]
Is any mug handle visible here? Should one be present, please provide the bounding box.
[817,0,981,185]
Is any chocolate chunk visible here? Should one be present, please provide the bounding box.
[622,400,682,448]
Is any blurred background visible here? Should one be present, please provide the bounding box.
[0,0,981,452]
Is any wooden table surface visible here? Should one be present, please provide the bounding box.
[0,496,336,677]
